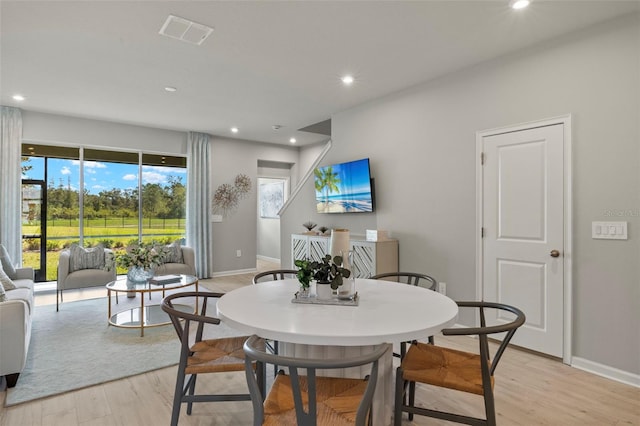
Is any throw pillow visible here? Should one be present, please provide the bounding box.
[155,240,183,264]
[0,282,6,302]
[0,244,17,279]
[0,261,17,291]
[69,244,106,273]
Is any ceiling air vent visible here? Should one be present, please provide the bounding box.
[159,15,213,46]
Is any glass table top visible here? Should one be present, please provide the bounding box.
[106,274,197,292]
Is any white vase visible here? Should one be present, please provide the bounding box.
[316,281,333,300]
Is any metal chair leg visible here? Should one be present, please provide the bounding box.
[170,362,187,426]
[408,380,416,420]
[186,374,198,415]
[394,366,405,426]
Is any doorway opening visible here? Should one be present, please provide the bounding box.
[257,160,292,265]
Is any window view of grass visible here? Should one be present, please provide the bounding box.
[22,219,185,281]
[21,146,187,281]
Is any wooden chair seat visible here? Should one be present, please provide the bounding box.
[186,336,252,375]
[264,374,370,425]
[401,342,494,395]
[244,335,388,426]
[394,301,526,426]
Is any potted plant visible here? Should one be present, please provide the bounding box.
[312,254,351,299]
[294,258,314,297]
[116,242,166,283]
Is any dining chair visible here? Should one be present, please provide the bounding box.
[371,271,438,351]
[252,269,298,284]
[370,272,436,290]
[161,291,265,426]
[243,334,389,426]
[394,301,526,426]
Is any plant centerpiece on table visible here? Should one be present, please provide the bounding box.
[116,242,166,283]
[294,258,314,297]
[312,254,351,290]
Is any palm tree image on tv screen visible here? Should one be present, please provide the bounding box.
[314,158,374,214]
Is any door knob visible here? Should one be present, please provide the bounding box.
[550,250,560,258]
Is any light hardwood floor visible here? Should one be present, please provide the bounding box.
[1,261,638,425]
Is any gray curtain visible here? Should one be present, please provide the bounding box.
[186,132,212,278]
[0,106,23,265]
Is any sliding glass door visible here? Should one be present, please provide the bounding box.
[21,180,46,281]
[22,146,80,281]
[21,144,187,281]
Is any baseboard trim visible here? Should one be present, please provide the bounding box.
[210,268,257,278]
[571,357,640,388]
[257,255,280,264]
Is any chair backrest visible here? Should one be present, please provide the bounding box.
[371,272,437,291]
[243,335,389,426]
[252,269,298,284]
[442,301,526,376]
[161,291,224,345]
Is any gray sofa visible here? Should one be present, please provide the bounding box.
[0,267,35,387]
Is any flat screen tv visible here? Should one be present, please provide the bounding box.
[315,158,374,213]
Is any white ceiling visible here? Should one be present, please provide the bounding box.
[1,1,638,146]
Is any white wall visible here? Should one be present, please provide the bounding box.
[282,14,640,375]
[211,138,299,273]
[298,141,327,178]
[22,111,187,153]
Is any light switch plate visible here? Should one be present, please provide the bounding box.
[592,221,627,240]
[211,214,223,223]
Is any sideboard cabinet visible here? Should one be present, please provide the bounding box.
[291,234,398,278]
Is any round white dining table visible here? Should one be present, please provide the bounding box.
[217,278,459,426]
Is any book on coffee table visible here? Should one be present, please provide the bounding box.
[149,274,182,285]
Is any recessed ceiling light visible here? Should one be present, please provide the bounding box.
[12,94,25,101]
[231,127,239,133]
[341,75,355,86]
[509,0,530,10]
[289,138,297,144]
[164,86,177,92]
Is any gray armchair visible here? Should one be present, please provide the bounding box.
[154,246,196,276]
[57,248,116,311]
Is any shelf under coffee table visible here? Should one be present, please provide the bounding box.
[106,274,198,337]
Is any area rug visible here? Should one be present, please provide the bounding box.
[5,294,244,406]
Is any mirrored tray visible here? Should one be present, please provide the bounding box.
[291,292,359,306]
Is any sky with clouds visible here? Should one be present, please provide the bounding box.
[23,157,186,194]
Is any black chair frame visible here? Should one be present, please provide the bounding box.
[244,335,389,426]
[252,269,298,284]
[394,301,526,426]
[162,291,265,426]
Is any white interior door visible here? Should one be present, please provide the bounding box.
[481,123,565,358]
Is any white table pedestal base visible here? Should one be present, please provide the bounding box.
[280,342,394,426]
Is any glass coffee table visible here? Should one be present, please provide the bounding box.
[106,274,198,336]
